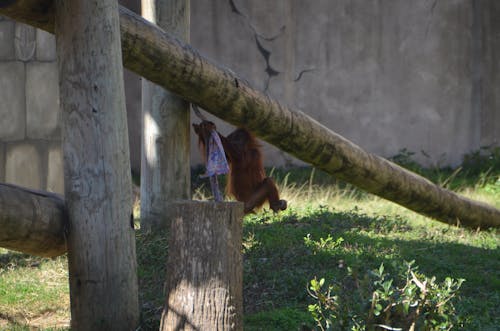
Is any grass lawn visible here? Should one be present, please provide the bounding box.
[1,152,499,330]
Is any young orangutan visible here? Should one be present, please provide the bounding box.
[193,121,287,214]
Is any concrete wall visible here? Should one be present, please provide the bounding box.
[0,0,141,193]
[0,15,63,193]
[190,0,500,167]
[480,1,500,149]
[1,0,499,193]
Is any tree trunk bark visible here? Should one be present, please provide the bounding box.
[1,2,500,228]
[140,0,191,231]
[55,0,139,330]
[0,183,66,257]
[161,201,244,331]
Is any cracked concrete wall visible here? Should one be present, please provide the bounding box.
[190,0,500,167]
[0,14,62,193]
[0,0,141,193]
[1,0,499,193]
[480,1,500,150]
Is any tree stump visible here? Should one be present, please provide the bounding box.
[161,201,243,331]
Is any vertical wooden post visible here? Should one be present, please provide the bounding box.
[161,201,244,331]
[140,0,191,231]
[55,1,139,330]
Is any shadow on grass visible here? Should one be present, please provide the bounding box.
[0,251,47,270]
[133,206,500,330]
[241,207,499,330]
[136,231,169,330]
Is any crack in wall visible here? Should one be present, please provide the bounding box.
[254,35,280,91]
[229,0,284,41]
[229,0,283,91]
[228,0,315,91]
[425,0,438,37]
[294,68,316,82]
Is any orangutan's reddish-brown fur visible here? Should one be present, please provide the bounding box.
[193,121,287,214]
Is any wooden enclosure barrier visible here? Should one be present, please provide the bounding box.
[161,201,244,331]
[1,1,499,228]
[0,183,66,257]
[140,0,191,231]
[55,0,139,329]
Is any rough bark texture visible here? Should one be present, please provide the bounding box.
[55,0,139,330]
[161,201,243,331]
[0,183,66,257]
[140,0,191,231]
[1,1,500,228]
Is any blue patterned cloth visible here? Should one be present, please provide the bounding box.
[200,131,230,178]
[200,130,229,201]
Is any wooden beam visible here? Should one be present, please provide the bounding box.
[0,183,66,257]
[1,1,499,228]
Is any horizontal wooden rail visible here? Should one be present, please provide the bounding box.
[0,183,66,257]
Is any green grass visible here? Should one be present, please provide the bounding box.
[0,252,69,330]
[1,149,499,330]
[240,206,499,330]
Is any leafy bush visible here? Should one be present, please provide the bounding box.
[461,146,500,179]
[308,261,464,331]
[390,147,500,189]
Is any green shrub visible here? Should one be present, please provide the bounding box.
[461,146,500,179]
[389,147,500,189]
[308,261,464,331]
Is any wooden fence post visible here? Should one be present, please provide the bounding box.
[140,0,191,231]
[161,201,244,331]
[55,0,139,329]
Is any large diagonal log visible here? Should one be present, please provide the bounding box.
[0,183,67,257]
[1,1,499,228]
